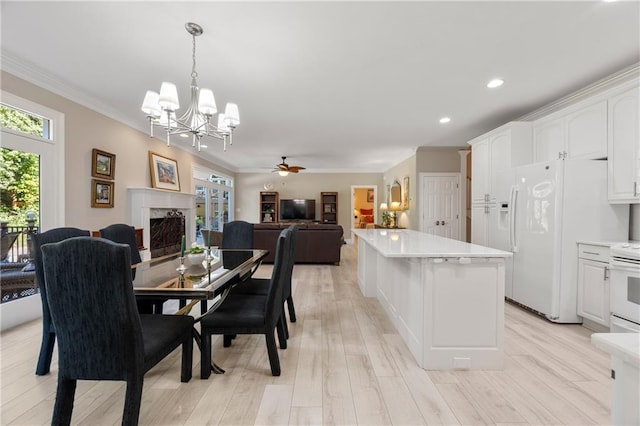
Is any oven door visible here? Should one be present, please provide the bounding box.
[610,259,640,326]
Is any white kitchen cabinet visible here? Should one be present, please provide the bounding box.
[577,244,610,329]
[533,100,608,162]
[608,86,640,203]
[471,137,490,204]
[469,122,532,246]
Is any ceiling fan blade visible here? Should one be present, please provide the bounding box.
[277,164,288,170]
[288,166,305,172]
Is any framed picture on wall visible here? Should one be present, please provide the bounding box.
[91,148,116,180]
[148,151,181,191]
[367,189,374,203]
[402,176,410,210]
[91,179,114,208]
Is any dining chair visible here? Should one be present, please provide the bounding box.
[41,236,194,425]
[229,225,298,335]
[221,220,253,249]
[199,228,291,378]
[32,227,90,376]
[200,229,223,248]
[99,223,164,314]
[1,231,21,262]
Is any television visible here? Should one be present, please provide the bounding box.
[280,199,316,221]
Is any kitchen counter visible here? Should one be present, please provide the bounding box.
[353,229,511,370]
[354,228,512,258]
[591,333,640,425]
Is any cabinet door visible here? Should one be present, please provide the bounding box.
[470,206,489,246]
[471,138,490,204]
[608,87,640,203]
[489,131,511,203]
[534,118,564,162]
[577,258,610,326]
[566,100,607,160]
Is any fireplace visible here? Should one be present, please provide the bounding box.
[128,188,196,261]
[149,210,185,258]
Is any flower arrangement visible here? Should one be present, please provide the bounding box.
[188,246,205,254]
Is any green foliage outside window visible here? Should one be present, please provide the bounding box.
[1,105,42,226]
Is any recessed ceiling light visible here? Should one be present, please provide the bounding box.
[487,78,504,88]
[439,117,451,124]
[179,133,189,138]
[200,144,208,149]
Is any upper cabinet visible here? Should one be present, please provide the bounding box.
[469,122,533,204]
[608,86,640,203]
[533,99,608,162]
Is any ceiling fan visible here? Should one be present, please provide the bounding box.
[273,157,305,176]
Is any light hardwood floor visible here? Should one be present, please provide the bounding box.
[1,244,612,425]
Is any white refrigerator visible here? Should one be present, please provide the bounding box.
[496,159,628,323]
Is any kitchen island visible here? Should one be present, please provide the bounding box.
[353,228,512,370]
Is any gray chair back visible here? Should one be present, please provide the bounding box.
[221,221,253,249]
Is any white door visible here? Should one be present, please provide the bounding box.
[420,174,460,239]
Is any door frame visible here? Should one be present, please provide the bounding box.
[418,172,461,239]
[350,185,377,243]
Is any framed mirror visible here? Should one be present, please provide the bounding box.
[390,180,401,205]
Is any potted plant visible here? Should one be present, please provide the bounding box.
[186,246,206,276]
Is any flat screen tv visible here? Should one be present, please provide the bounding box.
[280,199,316,221]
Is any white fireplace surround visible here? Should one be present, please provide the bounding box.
[128,188,196,261]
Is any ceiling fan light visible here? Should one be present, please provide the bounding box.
[141,90,161,117]
[224,103,240,126]
[198,88,217,116]
[159,82,180,111]
[278,170,289,177]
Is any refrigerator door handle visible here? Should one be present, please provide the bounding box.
[509,186,518,252]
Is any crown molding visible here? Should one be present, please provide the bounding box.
[1,51,147,132]
[518,63,640,121]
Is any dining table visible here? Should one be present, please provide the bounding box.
[132,248,269,374]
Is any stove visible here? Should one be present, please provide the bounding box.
[611,242,640,262]
[609,242,640,332]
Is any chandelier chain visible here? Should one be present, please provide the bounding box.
[191,33,198,79]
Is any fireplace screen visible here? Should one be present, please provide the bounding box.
[149,211,185,258]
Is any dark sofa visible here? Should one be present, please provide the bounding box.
[253,223,344,264]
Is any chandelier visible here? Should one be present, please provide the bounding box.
[141,22,240,152]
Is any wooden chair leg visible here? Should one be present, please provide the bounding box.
[223,334,233,347]
[287,296,296,322]
[123,377,144,426]
[265,332,281,376]
[200,333,212,379]
[52,377,76,425]
[181,333,193,383]
[36,331,56,375]
[276,319,287,350]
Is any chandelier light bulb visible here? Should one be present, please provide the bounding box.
[198,89,217,116]
[158,82,180,111]
[141,91,161,117]
[224,103,240,126]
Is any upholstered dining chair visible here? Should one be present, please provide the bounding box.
[200,229,223,248]
[32,227,90,376]
[199,228,291,378]
[229,225,298,335]
[41,236,194,425]
[99,223,164,314]
[221,220,253,249]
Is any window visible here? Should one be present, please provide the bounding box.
[1,92,64,328]
[193,167,233,244]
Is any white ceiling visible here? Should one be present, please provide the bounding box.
[1,1,639,173]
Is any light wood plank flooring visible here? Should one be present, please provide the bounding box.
[1,244,612,425]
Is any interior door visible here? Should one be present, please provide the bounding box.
[420,174,460,239]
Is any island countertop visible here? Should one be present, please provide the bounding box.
[352,228,512,258]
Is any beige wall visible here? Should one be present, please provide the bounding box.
[235,172,382,236]
[1,71,233,233]
[383,154,416,229]
[416,146,463,173]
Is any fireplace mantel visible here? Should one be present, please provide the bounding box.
[128,188,196,260]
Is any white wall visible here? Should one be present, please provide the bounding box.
[631,205,640,241]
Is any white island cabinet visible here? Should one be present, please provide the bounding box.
[353,228,511,370]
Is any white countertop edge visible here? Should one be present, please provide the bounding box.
[576,240,640,247]
[591,333,640,368]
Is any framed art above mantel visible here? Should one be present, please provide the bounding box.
[148,151,181,192]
